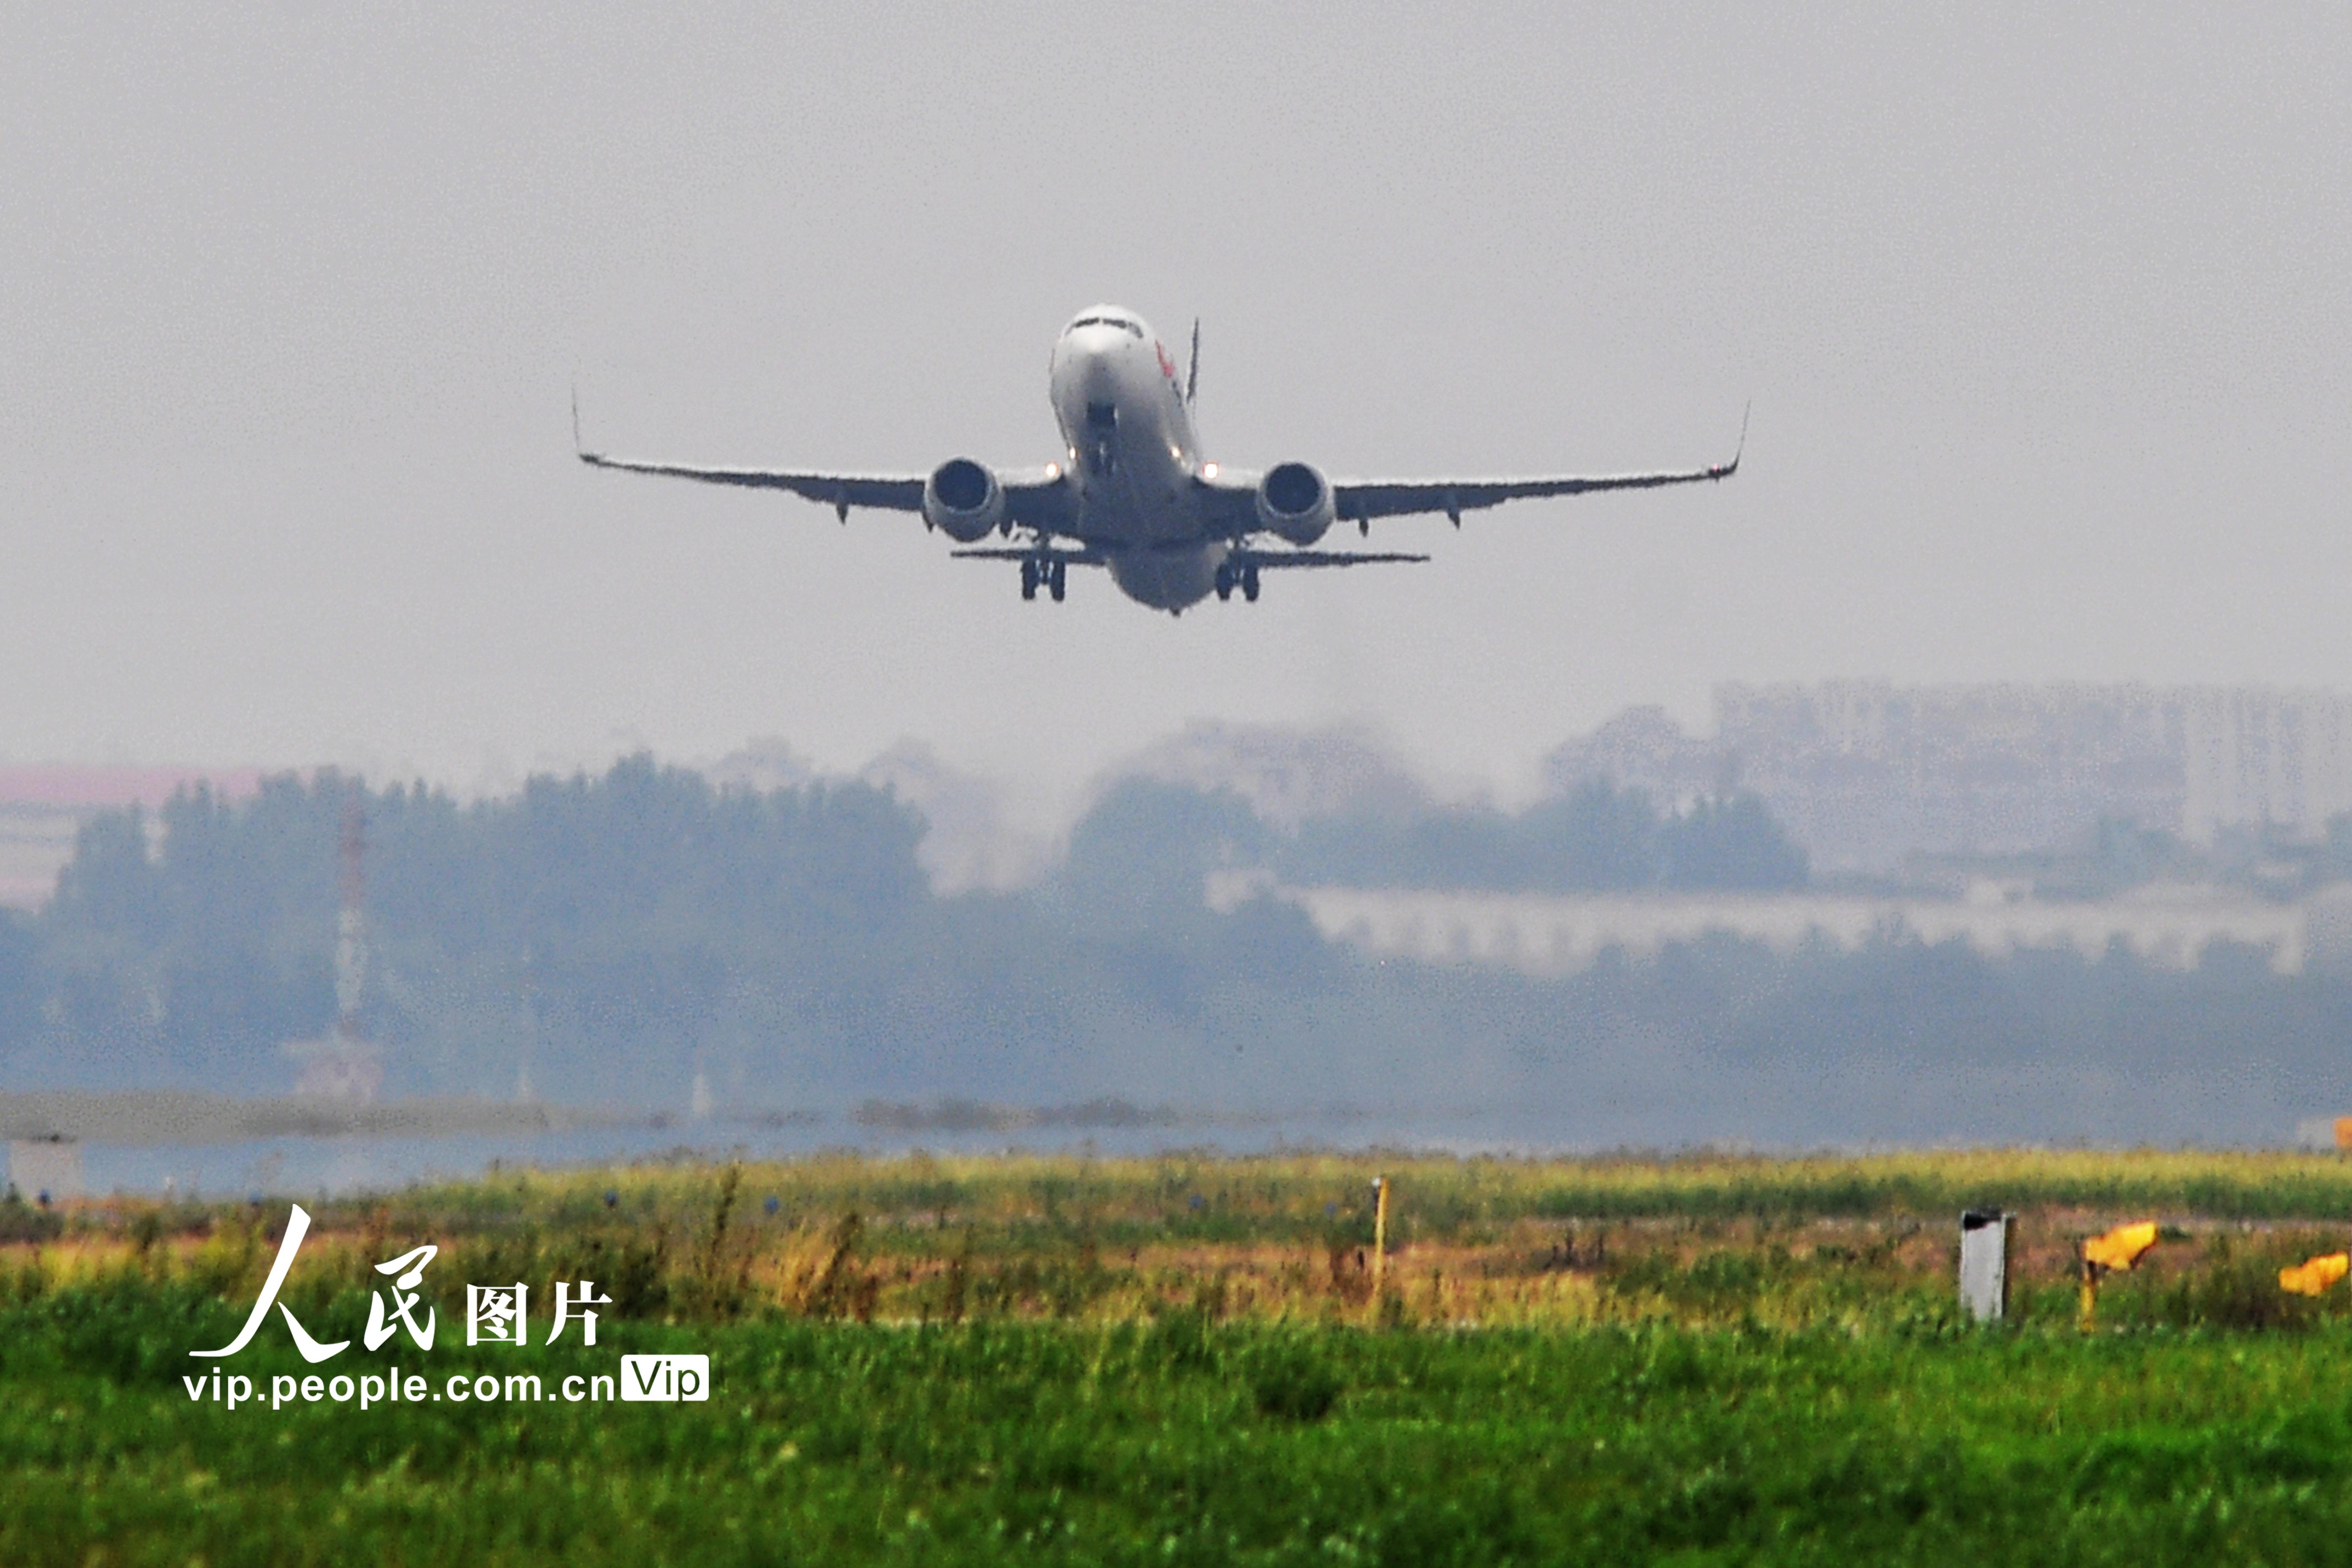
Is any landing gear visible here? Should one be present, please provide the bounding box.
[1021,558,1067,602]
[1214,563,1235,601]
[1215,561,1260,602]
[1241,563,1260,602]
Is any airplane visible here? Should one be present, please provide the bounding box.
[577,305,1742,615]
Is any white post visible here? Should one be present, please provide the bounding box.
[1959,1210,2013,1323]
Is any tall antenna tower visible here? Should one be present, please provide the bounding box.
[285,781,384,1101]
[335,788,368,1049]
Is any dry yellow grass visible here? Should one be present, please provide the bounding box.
[13,1145,2351,1332]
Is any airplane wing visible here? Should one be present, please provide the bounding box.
[1338,413,1744,525]
[578,436,1073,531]
[1334,452,1739,525]
[578,449,927,516]
[1195,414,1743,533]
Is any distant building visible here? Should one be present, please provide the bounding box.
[1285,882,2321,980]
[1546,683,2352,876]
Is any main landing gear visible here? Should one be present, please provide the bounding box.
[1020,558,1067,602]
[1213,562,1261,603]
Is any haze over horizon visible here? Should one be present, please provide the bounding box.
[6,6,2348,800]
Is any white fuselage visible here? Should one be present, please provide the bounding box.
[1047,307,1229,609]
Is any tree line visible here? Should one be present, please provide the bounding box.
[0,758,2340,1146]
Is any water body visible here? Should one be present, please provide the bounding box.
[8,1084,2318,1201]
[26,1099,1672,1199]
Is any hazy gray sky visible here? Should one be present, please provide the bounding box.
[5,4,2347,798]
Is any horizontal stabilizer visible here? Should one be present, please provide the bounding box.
[949,546,1108,566]
[1233,548,1429,569]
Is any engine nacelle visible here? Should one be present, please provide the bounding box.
[923,457,1005,543]
[1254,461,1334,547]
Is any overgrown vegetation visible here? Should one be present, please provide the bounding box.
[6,1151,2352,1560]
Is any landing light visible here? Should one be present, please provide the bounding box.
[1202,461,1219,479]
[1046,462,1060,478]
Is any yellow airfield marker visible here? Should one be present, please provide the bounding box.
[2279,1252,2349,1296]
[2082,1222,2159,1271]
[2078,1222,2160,1330]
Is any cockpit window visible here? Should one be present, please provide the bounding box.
[1067,316,1144,338]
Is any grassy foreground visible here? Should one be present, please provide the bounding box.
[8,1148,2352,1564]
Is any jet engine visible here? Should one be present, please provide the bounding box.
[923,458,1005,543]
[1254,461,1334,546]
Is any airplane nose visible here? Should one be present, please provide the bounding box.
[1067,345,1119,403]
[1054,328,1129,438]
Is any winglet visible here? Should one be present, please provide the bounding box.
[1710,400,1748,481]
[1186,318,1200,406]
[571,383,616,470]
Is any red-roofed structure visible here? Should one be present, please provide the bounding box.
[0,766,269,909]
[0,766,265,811]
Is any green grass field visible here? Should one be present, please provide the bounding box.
[9,1148,2352,1564]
